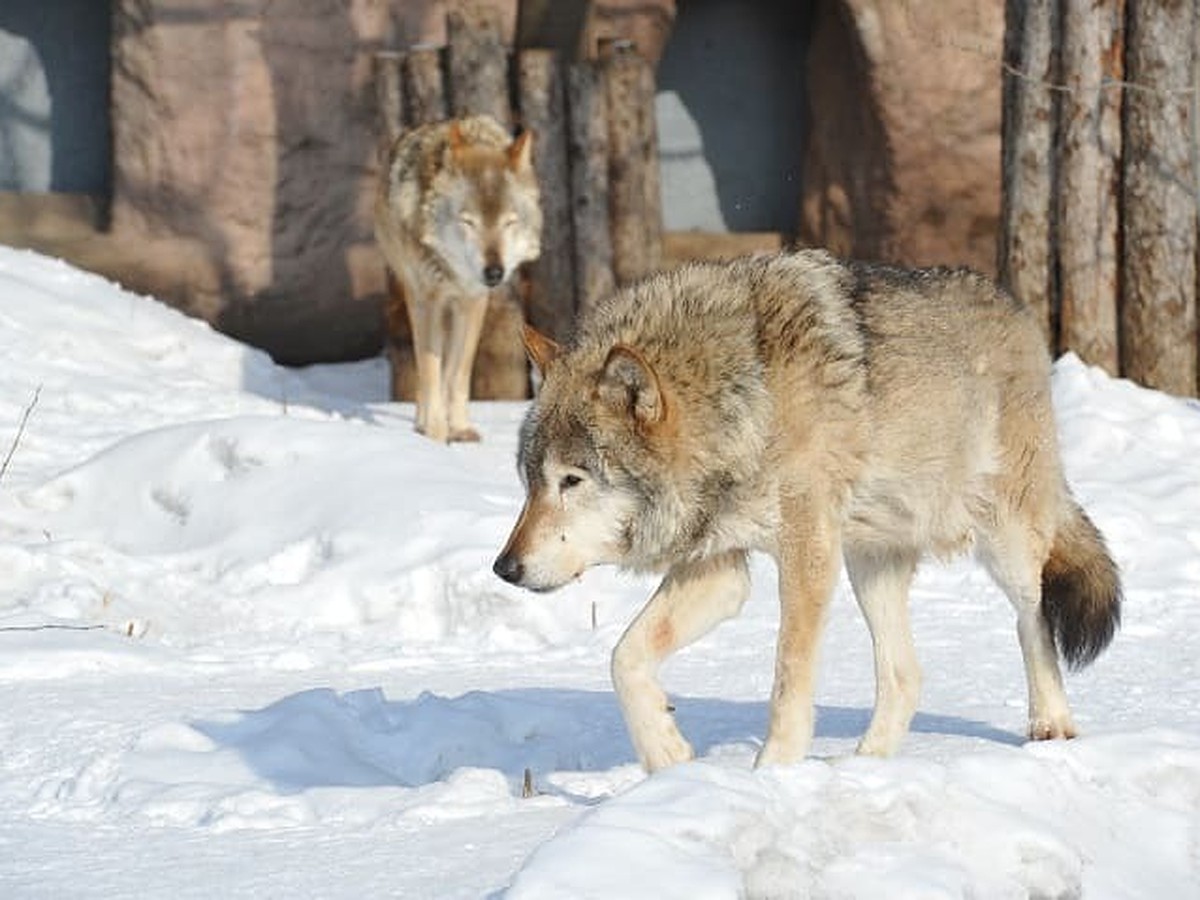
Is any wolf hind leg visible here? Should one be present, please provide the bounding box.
[612,551,751,772]
[845,546,921,756]
[979,523,1077,741]
[443,294,489,442]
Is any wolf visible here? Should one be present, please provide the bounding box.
[493,251,1121,772]
[375,115,542,442]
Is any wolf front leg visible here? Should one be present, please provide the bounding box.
[443,292,489,442]
[405,283,449,442]
[756,494,841,767]
[611,551,751,772]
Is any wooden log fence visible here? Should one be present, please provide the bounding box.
[375,15,663,400]
[1001,0,1198,397]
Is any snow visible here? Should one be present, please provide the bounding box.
[1,244,1198,898]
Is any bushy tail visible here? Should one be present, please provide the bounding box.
[1041,500,1122,670]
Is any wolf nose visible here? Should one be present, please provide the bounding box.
[492,551,524,585]
[483,264,504,287]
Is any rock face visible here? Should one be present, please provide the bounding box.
[800,0,1003,274]
[110,0,393,364]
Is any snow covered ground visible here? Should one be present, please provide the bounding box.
[0,245,1198,898]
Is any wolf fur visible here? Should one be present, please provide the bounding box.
[494,251,1121,772]
[375,115,542,442]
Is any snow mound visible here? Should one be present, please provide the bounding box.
[507,730,1200,899]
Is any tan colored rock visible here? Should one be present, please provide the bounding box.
[800,0,1002,274]
[109,0,393,364]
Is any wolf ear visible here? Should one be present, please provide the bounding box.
[507,130,534,172]
[522,323,562,375]
[599,344,664,425]
[448,120,467,165]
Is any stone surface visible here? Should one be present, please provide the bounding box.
[109,0,393,364]
[800,0,1003,274]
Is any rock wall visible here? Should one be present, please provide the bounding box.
[110,0,394,364]
[800,0,1003,274]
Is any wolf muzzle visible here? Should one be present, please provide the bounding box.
[483,264,504,287]
[492,549,523,585]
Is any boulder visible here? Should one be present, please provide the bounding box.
[110,0,392,364]
[800,0,1003,274]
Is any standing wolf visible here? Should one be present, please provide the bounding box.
[494,251,1121,772]
[375,115,542,442]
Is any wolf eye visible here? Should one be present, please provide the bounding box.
[501,215,519,230]
[559,473,583,491]
[459,214,480,231]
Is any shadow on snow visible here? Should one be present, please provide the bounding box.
[191,686,1021,796]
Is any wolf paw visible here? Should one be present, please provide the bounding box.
[415,421,449,443]
[638,729,694,773]
[448,426,482,443]
[1028,716,1077,741]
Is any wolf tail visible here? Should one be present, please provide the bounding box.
[1040,499,1122,670]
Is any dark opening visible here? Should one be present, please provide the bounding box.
[655,0,811,233]
[0,1,112,196]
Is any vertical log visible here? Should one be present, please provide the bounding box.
[446,4,512,127]
[518,49,578,343]
[382,48,446,402]
[999,0,1058,347]
[1121,0,1197,395]
[1057,0,1123,374]
[567,60,616,316]
[602,40,663,286]
[403,48,447,127]
[637,59,664,255]
[373,51,405,152]
[446,5,526,400]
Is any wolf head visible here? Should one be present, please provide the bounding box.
[425,123,542,291]
[493,326,660,591]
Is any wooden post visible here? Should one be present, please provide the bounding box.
[446,5,527,400]
[601,39,663,286]
[446,4,512,127]
[518,49,578,343]
[373,51,405,152]
[1121,0,1197,395]
[379,48,447,402]
[999,0,1058,347]
[567,60,616,316]
[1056,0,1122,375]
[403,47,447,127]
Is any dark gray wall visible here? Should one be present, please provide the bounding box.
[0,1,111,194]
[656,0,810,233]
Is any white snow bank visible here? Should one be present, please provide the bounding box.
[508,730,1200,899]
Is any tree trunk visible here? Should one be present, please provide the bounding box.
[601,40,663,286]
[403,48,447,127]
[446,5,512,128]
[373,51,405,153]
[1057,0,1123,374]
[383,52,444,402]
[566,60,616,316]
[999,0,1058,347]
[518,49,578,343]
[446,5,526,399]
[1121,0,1197,395]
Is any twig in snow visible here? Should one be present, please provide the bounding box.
[0,384,42,484]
